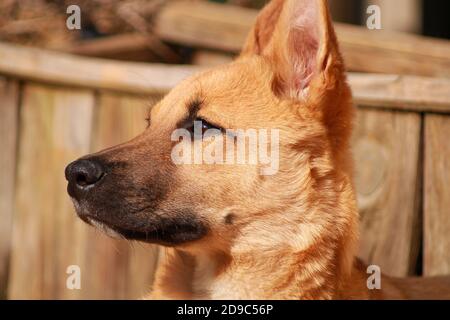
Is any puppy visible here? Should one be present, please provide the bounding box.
[66,0,450,299]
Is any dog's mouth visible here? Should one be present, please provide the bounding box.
[71,199,163,242]
[72,199,209,246]
[84,216,161,243]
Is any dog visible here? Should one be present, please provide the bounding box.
[65,0,450,299]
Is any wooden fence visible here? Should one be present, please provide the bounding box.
[0,42,449,299]
[68,1,450,77]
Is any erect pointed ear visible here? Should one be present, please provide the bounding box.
[240,0,285,56]
[241,0,344,100]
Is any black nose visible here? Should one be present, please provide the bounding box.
[65,159,105,198]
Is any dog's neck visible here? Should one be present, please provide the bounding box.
[192,243,344,299]
[191,209,360,299]
[152,214,366,300]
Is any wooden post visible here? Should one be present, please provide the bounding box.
[353,108,422,276]
[0,79,19,299]
[8,84,95,299]
[424,115,450,276]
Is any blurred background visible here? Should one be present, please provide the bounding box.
[0,0,449,299]
[0,0,449,65]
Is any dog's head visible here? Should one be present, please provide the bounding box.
[66,0,357,256]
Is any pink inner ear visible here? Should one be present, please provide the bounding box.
[290,0,320,92]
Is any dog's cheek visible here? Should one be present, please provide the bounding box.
[165,171,234,230]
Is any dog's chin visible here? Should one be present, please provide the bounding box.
[70,198,208,246]
[86,217,125,240]
[71,198,149,242]
[84,216,160,243]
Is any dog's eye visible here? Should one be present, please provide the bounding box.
[145,117,150,128]
[187,118,222,135]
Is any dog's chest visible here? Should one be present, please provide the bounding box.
[192,255,266,299]
[192,255,217,298]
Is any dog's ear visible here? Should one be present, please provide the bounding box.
[241,0,284,56]
[241,0,344,100]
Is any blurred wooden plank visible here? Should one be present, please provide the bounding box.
[191,50,234,67]
[353,108,421,277]
[0,42,449,113]
[0,42,197,96]
[8,84,95,299]
[156,1,256,52]
[155,0,450,77]
[336,23,450,77]
[0,78,19,299]
[424,115,450,276]
[82,92,161,299]
[69,33,159,62]
[348,74,450,114]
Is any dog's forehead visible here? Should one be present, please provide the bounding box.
[198,58,271,91]
[152,56,282,127]
[196,59,277,110]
